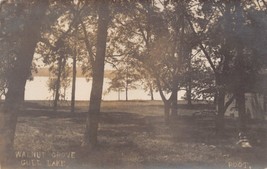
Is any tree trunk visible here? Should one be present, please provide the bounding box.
[0,0,48,167]
[187,85,192,105]
[187,55,192,105]
[54,55,67,111]
[125,85,128,101]
[164,101,171,123]
[170,78,178,117]
[125,66,128,101]
[264,94,267,113]
[71,50,77,113]
[155,77,170,123]
[149,82,154,101]
[83,0,109,148]
[54,55,63,111]
[0,85,24,166]
[214,92,218,106]
[215,89,226,134]
[170,90,178,117]
[236,90,247,134]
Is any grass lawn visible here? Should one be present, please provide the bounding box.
[11,101,267,169]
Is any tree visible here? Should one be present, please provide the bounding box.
[0,0,49,166]
[185,0,267,134]
[181,55,216,103]
[228,1,266,134]
[36,1,87,111]
[82,0,110,148]
[71,42,77,112]
[106,71,125,100]
[52,40,69,110]
[138,68,157,101]
[110,0,201,122]
[40,37,73,111]
[47,59,71,108]
[106,57,141,101]
[108,1,172,121]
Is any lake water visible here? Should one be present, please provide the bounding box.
[24,76,185,101]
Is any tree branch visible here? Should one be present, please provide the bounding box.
[185,13,217,74]
[223,94,235,113]
[115,18,143,37]
[79,17,95,67]
[262,0,267,9]
[155,76,167,103]
[105,59,119,70]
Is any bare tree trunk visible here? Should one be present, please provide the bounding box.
[149,83,154,101]
[71,50,77,113]
[215,79,235,135]
[125,66,129,101]
[164,101,171,123]
[54,55,63,111]
[0,0,48,167]
[234,0,248,135]
[155,77,170,122]
[187,54,192,105]
[54,54,67,111]
[236,90,247,133]
[264,94,267,113]
[215,89,226,134]
[214,92,217,106]
[170,5,185,116]
[170,89,178,117]
[186,84,192,105]
[83,0,109,148]
[215,74,228,135]
[0,85,24,167]
[125,84,128,101]
[170,77,178,117]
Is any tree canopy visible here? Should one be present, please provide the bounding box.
[0,0,267,164]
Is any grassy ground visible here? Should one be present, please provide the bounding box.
[11,101,267,169]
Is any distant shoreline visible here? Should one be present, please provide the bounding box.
[33,68,113,79]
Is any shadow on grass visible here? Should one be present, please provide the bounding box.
[168,116,267,168]
[20,109,86,118]
[15,107,267,169]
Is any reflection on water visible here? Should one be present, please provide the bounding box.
[25,77,184,101]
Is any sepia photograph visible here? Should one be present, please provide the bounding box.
[0,0,267,169]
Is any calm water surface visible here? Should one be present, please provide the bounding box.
[25,77,185,101]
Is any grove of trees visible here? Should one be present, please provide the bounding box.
[0,0,266,167]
